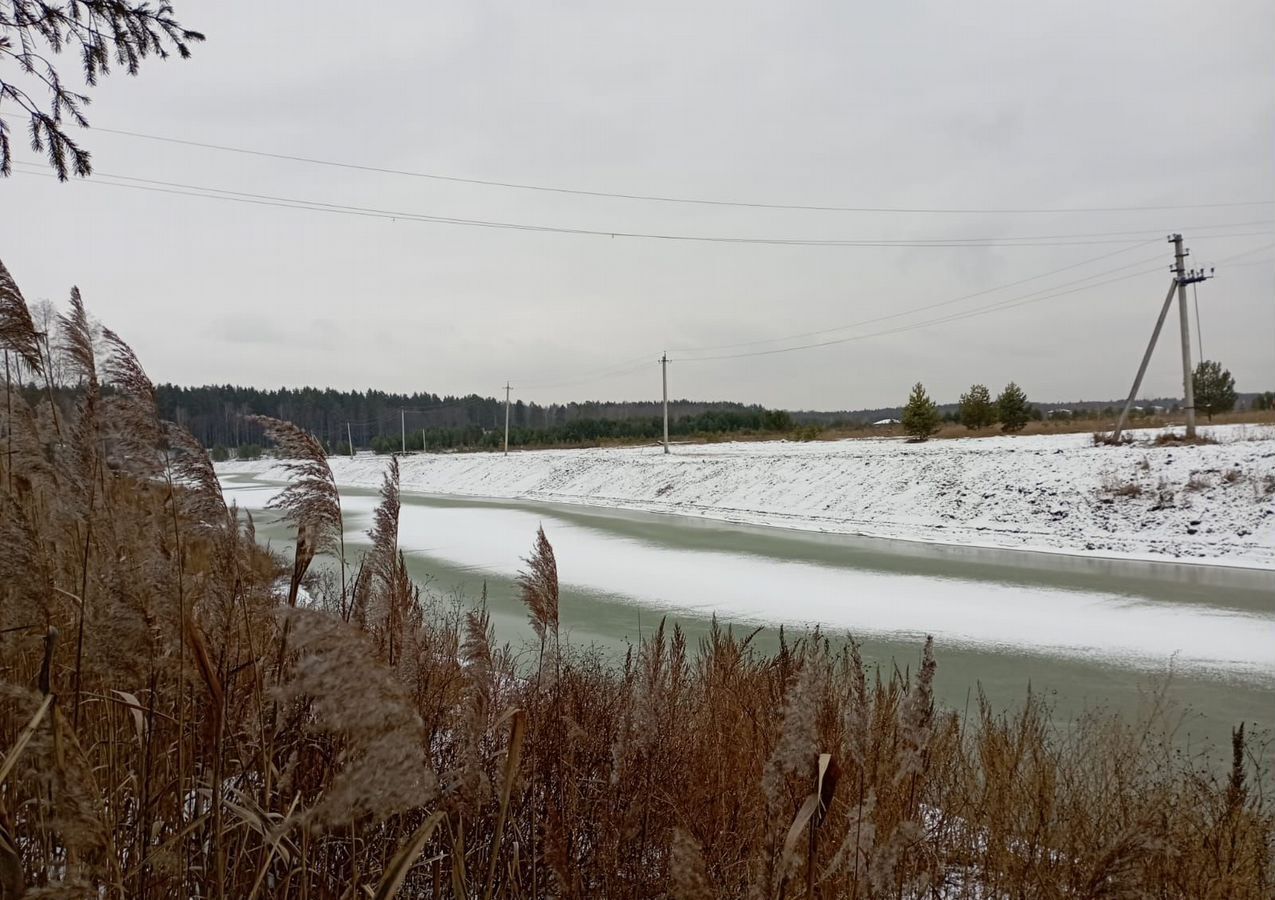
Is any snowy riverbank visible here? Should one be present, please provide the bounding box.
[217,424,1275,567]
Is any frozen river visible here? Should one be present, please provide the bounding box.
[222,472,1275,758]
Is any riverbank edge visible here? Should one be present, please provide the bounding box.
[217,423,1275,571]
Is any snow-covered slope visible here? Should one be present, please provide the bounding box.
[218,424,1275,567]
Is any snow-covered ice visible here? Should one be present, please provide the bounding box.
[218,424,1275,568]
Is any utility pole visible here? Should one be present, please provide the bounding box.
[503,383,511,456]
[400,408,406,454]
[660,353,670,454]
[1111,234,1213,442]
[346,421,354,457]
[1172,234,1196,439]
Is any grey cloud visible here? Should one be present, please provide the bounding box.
[2,0,1272,409]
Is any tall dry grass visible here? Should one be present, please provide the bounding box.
[0,263,1271,898]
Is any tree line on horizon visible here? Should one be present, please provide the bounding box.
[150,384,795,454]
[14,371,1264,458]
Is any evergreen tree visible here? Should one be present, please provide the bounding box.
[1192,360,1237,420]
[996,382,1030,433]
[902,382,941,441]
[958,383,995,430]
[1,3,204,179]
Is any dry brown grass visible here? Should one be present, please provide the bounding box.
[2,266,1272,898]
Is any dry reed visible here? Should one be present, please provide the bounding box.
[0,261,1271,898]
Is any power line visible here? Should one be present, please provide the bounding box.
[517,353,657,392]
[673,233,1275,357]
[671,240,1164,354]
[92,125,1275,216]
[543,234,1272,369]
[676,265,1167,362]
[16,162,1241,249]
[1212,239,1275,264]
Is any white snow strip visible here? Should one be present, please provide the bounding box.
[217,424,1275,568]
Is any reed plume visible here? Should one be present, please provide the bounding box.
[165,421,230,527]
[251,415,343,552]
[56,287,100,489]
[250,414,344,606]
[368,456,401,582]
[670,829,713,900]
[449,606,495,814]
[100,326,164,477]
[517,525,559,644]
[276,608,438,830]
[0,258,43,373]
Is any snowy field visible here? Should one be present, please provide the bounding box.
[218,423,1275,568]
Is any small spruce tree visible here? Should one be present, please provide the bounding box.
[1192,360,1237,420]
[902,382,941,441]
[996,382,1030,433]
[958,383,995,430]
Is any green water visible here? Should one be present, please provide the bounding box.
[222,474,1275,763]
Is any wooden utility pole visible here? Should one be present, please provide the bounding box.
[346,421,354,457]
[400,408,406,454]
[661,353,670,454]
[503,383,511,456]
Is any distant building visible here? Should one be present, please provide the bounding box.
[871,418,901,426]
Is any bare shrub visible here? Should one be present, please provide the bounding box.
[1154,431,1218,446]
[1101,473,1144,498]
[1186,472,1213,492]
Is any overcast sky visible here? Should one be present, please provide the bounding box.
[2,0,1272,409]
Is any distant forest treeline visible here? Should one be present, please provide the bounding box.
[148,384,1272,453]
[154,384,794,452]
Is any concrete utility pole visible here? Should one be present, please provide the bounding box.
[1111,233,1213,442]
[503,382,511,456]
[346,421,354,457]
[400,408,406,454]
[660,353,670,454]
[1172,234,1197,439]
